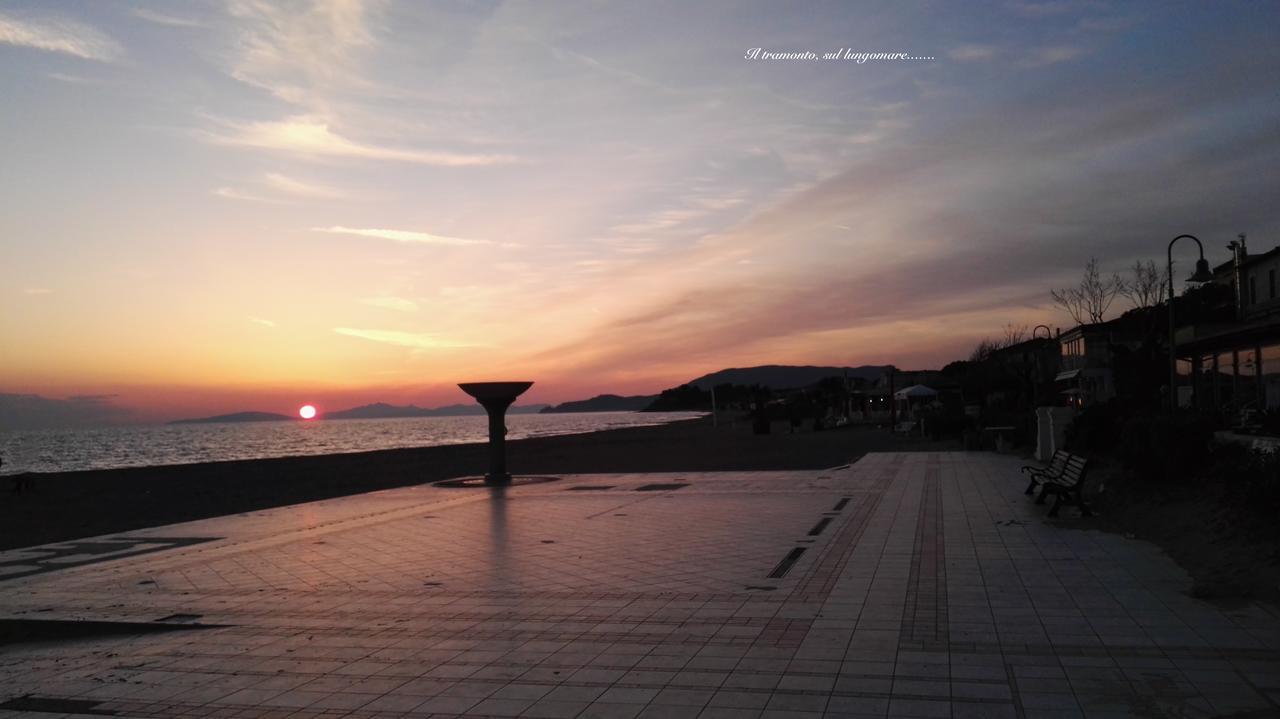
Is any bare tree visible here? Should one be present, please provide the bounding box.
[1002,323,1028,346]
[969,337,1003,363]
[1051,257,1123,325]
[1118,259,1167,309]
[970,323,1031,362]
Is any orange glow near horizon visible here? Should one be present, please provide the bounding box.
[3,3,1275,429]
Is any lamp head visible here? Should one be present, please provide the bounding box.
[1187,258,1213,283]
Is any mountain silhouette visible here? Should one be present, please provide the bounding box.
[539,394,657,413]
[685,364,890,390]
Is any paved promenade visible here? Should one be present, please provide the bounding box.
[1,452,1278,718]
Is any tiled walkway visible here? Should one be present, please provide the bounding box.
[1,453,1278,718]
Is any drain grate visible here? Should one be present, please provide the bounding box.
[0,697,114,715]
[832,497,851,511]
[634,483,689,492]
[566,486,615,491]
[808,518,833,536]
[767,547,807,579]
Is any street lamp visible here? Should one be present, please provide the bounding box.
[1167,235,1215,410]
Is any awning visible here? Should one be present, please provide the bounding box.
[1054,369,1081,382]
[894,384,938,398]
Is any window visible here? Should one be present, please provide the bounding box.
[1263,344,1280,410]
[1218,351,1236,411]
[1240,348,1260,412]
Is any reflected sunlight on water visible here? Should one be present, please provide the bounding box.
[0,412,703,474]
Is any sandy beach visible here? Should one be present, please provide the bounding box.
[0,418,956,551]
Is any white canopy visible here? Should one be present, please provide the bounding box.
[894,384,939,399]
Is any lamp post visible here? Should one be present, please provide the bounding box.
[1167,235,1215,410]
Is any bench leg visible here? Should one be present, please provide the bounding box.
[1074,488,1092,517]
[1024,476,1039,495]
[1047,492,1065,518]
[1035,484,1051,505]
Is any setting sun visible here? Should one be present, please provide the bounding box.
[298,405,317,420]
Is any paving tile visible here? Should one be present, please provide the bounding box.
[707,689,772,709]
[0,456,1274,719]
[524,699,593,718]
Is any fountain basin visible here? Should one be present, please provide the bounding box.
[457,381,534,485]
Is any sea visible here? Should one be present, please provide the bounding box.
[0,412,704,475]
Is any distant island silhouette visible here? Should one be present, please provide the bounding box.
[325,402,548,420]
[685,364,891,389]
[539,394,657,413]
[170,402,549,425]
[169,365,898,425]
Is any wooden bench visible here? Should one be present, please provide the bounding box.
[1022,451,1091,518]
[1021,450,1068,494]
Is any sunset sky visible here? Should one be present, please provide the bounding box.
[2,1,1279,424]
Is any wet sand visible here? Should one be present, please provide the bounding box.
[0,417,956,550]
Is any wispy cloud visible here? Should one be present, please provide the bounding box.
[23,288,52,295]
[361,296,418,312]
[0,11,121,61]
[1077,16,1137,33]
[212,186,286,203]
[215,173,349,203]
[1024,44,1086,66]
[248,316,276,327]
[226,0,384,107]
[333,327,476,349]
[263,172,345,198]
[46,72,95,84]
[611,209,710,235]
[208,116,519,166]
[949,44,998,62]
[314,226,489,246]
[132,7,203,28]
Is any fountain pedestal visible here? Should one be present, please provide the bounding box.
[458,382,533,486]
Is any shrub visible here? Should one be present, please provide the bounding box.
[1065,401,1126,454]
[922,413,973,440]
[1115,412,1216,483]
[1202,445,1280,537]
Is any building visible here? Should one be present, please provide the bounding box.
[1173,235,1280,418]
[984,337,1061,409]
[1055,319,1147,407]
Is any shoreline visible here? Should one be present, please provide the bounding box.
[0,411,704,476]
[0,417,957,550]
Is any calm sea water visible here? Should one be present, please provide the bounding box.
[0,412,704,475]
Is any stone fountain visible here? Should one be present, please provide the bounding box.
[457,381,533,486]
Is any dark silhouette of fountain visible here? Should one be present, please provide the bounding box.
[457,382,533,486]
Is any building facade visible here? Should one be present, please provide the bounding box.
[1174,235,1280,420]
